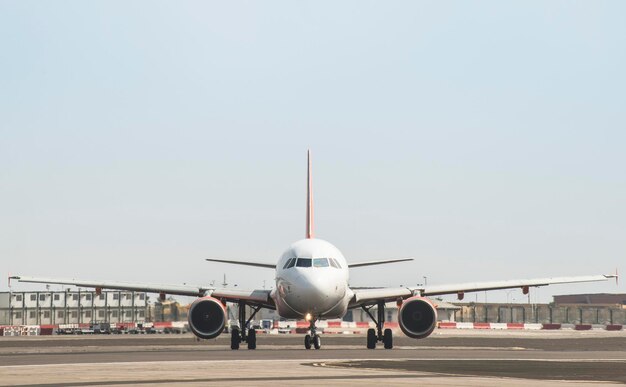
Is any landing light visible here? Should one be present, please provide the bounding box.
[305,313,312,321]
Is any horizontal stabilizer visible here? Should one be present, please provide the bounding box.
[205,258,275,269]
[348,258,414,268]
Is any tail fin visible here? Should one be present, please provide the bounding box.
[306,150,314,239]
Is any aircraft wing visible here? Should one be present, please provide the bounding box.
[350,287,412,305]
[211,288,275,309]
[417,274,617,297]
[349,273,616,307]
[9,275,212,297]
[10,275,276,309]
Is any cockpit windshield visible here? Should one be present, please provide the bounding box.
[287,257,339,269]
[295,258,312,268]
[283,258,296,269]
[313,258,329,267]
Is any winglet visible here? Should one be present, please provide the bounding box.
[306,149,314,239]
[603,269,619,286]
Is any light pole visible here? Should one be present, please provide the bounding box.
[423,276,427,286]
[506,289,516,304]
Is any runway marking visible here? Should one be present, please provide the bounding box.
[327,359,626,384]
[0,374,460,387]
[1,357,625,369]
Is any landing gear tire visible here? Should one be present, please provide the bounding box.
[383,328,393,349]
[231,328,240,350]
[247,329,257,350]
[313,334,321,350]
[366,328,377,349]
[304,334,312,350]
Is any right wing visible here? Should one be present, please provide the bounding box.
[349,273,617,308]
[9,275,212,297]
[417,274,617,297]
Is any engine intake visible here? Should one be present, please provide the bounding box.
[398,297,437,339]
[188,297,226,340]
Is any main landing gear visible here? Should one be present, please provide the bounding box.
[362,301,393,349]
[230,301,262,350]
[304,318,321,350]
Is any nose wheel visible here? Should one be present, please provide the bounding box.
[304,319,322,349]
[362,301,394,349]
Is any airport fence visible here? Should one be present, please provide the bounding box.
[453,304,626,325]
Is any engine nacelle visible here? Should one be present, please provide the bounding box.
[398,296,437,339]
[187,297,226,340]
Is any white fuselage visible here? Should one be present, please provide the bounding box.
[271,238,353,319]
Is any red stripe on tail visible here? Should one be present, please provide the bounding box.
[306,150,314,239]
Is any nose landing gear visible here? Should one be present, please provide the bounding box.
[362,300,393,349]
[304,318,321,349]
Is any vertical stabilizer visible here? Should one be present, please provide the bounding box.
[306,150,314,239]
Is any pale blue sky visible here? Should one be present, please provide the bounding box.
[1,1,624,303]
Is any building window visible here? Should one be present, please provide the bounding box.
[387,311,393,321]
[39,294,46,301]
[113,293,119,300]
[58,311,64,318]
[139,311,145,318]
[54,294,60,301]
[139,293,145,300]
[71,311,78,318]
[125,311,132,318]
[99,294,105,300]
[29,311,36,319]
[72,294,78,301]
[98,310,105,318]
[15,294,23,302]
[43,311,50,318]
[85,294,92,301]
[15,311,22,319]
[112,310,118,318]
[30,294,37,301]
[85,311,92,318]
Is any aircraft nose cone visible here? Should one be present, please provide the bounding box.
[290,272,334,314]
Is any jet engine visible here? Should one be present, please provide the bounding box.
[187,296,227,339]
[398,297,437,339]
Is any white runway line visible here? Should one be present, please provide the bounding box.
[2,357,625,369]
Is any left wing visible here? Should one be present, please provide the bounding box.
[211,288,275,309]
[350,273,617,307]
[9,275,276,308]
[10,275,211,297]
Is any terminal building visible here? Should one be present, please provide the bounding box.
[0,290,148,326]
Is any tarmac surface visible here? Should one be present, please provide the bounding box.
[1,329,625,386]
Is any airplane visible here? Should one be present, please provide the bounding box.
[9,150,618,350]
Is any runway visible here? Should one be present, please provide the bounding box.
[1,330,624,386]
